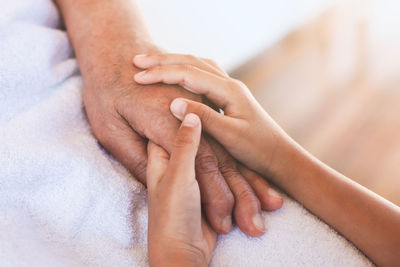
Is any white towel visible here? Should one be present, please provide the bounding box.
[0,0,372,266]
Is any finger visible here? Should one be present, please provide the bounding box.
[168,113,202,178]
[95,116,148,184]
[134,54,227,77]
[195,136,234,234]
[148,110,235,235]
[170,98,239,150]
[146,141,169,191]
[207,136,266,236]
[238,164,284,211]
[134,64,236,108]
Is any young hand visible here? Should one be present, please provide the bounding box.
[133,53,293,181]
[146,113,216,267]
[136,54,400,267]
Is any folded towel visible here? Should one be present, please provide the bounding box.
[0,0,372,266]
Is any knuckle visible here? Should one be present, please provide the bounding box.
[131,159,147,182]
[218,158,239,177]
[92,120,117,146]
[223,190,235,208]
[236,185,257,205]
[227,177,258,205]
[223,78,248,97]
[227,192,235,207]
[177,65,193,85]
[195,154,219,175]
[233,79,249,94]
[226,79,243,90]
[196,105,212,124]
[232,78,245,87]
[219,195,235,211]
[204,191,235,212]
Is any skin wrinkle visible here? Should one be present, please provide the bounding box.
[56,0,284,248]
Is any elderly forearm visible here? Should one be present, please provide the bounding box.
[54,0,159,86]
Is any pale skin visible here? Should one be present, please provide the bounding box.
[139,54,400,267]
[54,0,283,237]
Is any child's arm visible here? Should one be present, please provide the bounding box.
[134,54,400,267]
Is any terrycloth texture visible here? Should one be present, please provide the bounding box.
[0,0,373,266]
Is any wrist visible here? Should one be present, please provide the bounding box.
[82,41,162,91]
[59,0,163,90]
[263,130,324,199]
[258,126,305,186]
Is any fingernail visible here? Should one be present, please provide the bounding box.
[134,71,147,80]
[134,54,147,60]
[221,215,232,233]
[268,188,281,199]
[252,213,266,232]
[182,113,199,127]
[170,99,187,120]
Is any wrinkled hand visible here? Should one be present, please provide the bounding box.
[83,52,283,236]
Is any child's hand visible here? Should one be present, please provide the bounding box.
[147,113,216,267]
[134,54,293,180]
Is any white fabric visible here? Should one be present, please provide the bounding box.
[0,0,372,266]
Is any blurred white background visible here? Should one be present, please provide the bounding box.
[138,0,400,204]
[137,0,335,71]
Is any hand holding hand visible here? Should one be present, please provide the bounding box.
[85,55,282,236]
[133,53,293,181]
[58,0,282,240]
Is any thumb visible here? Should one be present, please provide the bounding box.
[170,98,237,148]
[146,141,169,191]
[167,113,202,178]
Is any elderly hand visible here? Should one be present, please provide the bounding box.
[56,0,282,237]
[84,55,282,236]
